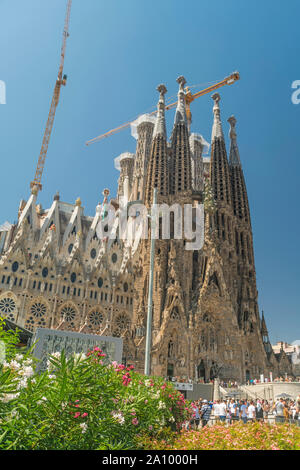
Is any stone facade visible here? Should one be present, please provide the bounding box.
[0,78,293,382]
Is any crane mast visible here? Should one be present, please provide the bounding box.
[30,0,72,193]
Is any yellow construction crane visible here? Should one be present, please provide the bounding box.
[85,71,240,146]
[30,0,72,192]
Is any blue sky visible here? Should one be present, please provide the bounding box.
[0,0,299,343]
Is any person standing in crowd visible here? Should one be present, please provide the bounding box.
[263,400,270,423]
[256,400,264,422]
[247,401,256,422]
[229,399,237,423]
[219,399,227,423]
[191,400,200,430]
[283,401,290,423]
[200,399,212,427]
[212,399,221,423]
[240,400,248,424]
[273,398,285,423]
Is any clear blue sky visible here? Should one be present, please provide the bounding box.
[0,0,299,343]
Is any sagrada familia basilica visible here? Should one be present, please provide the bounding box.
[0,77,292,382]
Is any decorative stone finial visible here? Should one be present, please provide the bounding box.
[211,93,223,140]
[75,197,81,207]
[153,84,167,137]
[212,92,221,104]
[228,115,241,166]
[174,76,188,125]
[54,191,60,201]
[228,115,237,140]
[176,75,186,91]
[157,84,167,97]
[102,188,110,197]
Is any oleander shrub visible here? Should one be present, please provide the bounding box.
[0,328,190,450]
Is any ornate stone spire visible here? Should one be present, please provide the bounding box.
[228,115,241,166]
[228,116,250,222]
[153,84,167,138]
[145,84,169,205]
[261,311,269,336]
[211,92,224,140]
[170,76,192,195]
[209,93,232,205]
[174,76,187,125]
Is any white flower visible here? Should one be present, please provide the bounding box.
[23,358,33,366]
[51,352,61,359]
[0,393,20,403]
[74,353,86,362]
[9,360,21,370]
[48,375,56,380]
[19,366,34,378]
[111,411,125,425]
[17,378,28,390]
[145,379,151,386]
[37,396,47,405]
[79,422,88,434]
[158,401,166,410]
[15,354,23,361]
[169,416,175,423]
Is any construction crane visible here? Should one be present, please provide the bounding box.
[30,0,72,193]
[85,71,240,146]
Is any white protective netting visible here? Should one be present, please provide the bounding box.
[189,133,210,156]
[114,152,135,171]
[0,221,12,232]
[130,114,156,140]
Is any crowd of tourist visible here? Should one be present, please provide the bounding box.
[187,395,300,429]
[246,376,299,385]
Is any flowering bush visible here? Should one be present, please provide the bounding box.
[137,421,300,450]
[0,340,190,450]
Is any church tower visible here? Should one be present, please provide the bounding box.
[144,84,169,206]
[170,76,192,197]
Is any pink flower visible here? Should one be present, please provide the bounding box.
[74,412,81,419]
[81,412,88,418]
[132,418,139,426]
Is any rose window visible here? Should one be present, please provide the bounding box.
[0,297,16,315]
[88,310,104,327]
[61,305,76,323]
[31,302,47,318]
